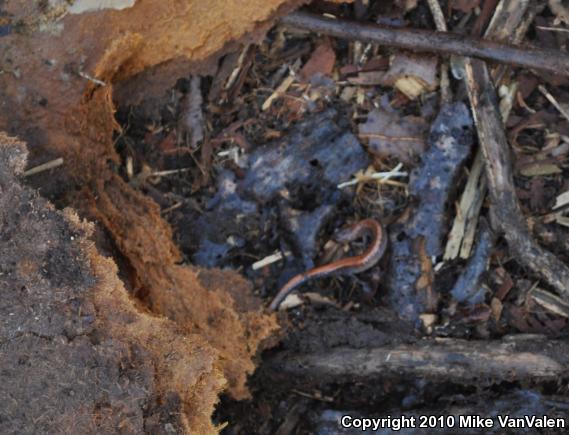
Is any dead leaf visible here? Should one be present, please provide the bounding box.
[358,109,427,163]
[382,53,438,99]
[299,39,336,82]
[517,73,539,99]
[158,130,177,153]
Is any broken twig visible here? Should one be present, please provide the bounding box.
[337,163,407,189]
[464,58,569,301]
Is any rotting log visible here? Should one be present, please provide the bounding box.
[264,336,569,387]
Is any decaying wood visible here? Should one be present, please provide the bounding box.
[386,103,474,320]
[444,0,530,262]
[444,150,486,260]
[265,336,569,386]
[531,288,569,320]
[464,58,569,302]
[280,11,569,76]
[485,0,533,43]
[450,220,494,303]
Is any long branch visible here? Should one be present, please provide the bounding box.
[264,338,569,385]
[281,11,569,76]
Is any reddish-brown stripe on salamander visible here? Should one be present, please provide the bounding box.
[268,218,387,311]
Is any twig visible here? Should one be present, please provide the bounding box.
[425,0,451,103]
[280,11,569,76]
[538,85,569,124]
[23,157,64,177]
[262,73,295,111]
[426,0,448,31]
[252,250,290,270]
[337,163,407,189]
[536,26,569,33]
[446,0,531,261]
[78,71,106,86]
[161,202,182,215]
[464,57,569,301]
[225,45,251,91]
[150,167,191,177]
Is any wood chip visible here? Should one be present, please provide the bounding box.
[299,39,336,81]
[519,162,562,177]
[251,251,286,270]
[262,74,295,111]
[444,150,486,260]
[383,53,439,99]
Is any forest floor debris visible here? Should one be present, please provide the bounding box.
[4,0,569,433]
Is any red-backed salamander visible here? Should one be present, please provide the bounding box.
[268,218,387,311]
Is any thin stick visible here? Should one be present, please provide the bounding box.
[536,26,569,33]
[23,157,64,177]
[538,85,569,124]
[337,163,407,189]
[78,71,106,87]
[150,167,191,177]
[426,0,448,31]
[280,11,569,76]
[425,0,451,104]
[252,250,289,270]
